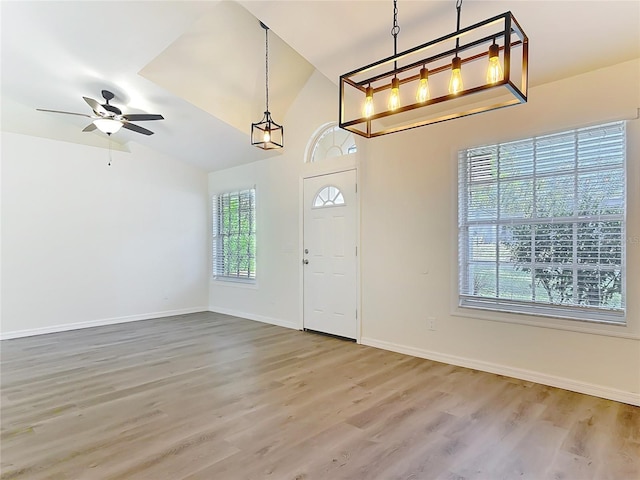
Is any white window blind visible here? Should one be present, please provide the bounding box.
[458,121,626,324]
[212,188,256,281]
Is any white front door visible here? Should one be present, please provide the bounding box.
[303,170,357,339]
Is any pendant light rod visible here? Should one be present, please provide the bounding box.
[455,0,463,54]
[260,21,270,114]
[391,0,400,70]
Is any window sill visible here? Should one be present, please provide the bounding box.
[211,277,258,289]
[452,303,639,340]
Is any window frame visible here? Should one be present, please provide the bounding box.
[212,187,257,283]
[457,121,627,326]
[307,122,357,163]
[312,185,346,208]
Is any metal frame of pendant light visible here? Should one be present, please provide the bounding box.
[339,0,528,138]
[252,21,284,149]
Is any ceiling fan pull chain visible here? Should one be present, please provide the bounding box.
[108,135,112,166]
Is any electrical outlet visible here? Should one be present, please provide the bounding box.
[428,317,436,331]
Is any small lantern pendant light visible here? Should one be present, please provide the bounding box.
[252,21,283,149]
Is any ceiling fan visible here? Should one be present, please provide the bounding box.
[37,90,164,136]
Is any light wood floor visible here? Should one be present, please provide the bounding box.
[1,312,638,480]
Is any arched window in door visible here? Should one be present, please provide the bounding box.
[313,185,345,208]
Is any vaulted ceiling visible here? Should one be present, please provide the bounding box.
[2,1,638,172]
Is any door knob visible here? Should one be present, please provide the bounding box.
[303,259,309,265]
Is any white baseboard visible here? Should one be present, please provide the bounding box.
[208,306,299,331]
[0,307,209,340]
[361,337,640,407]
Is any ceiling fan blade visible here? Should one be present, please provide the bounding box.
[37,108,92,118]
[122,114,164,121]
[122,122,154,136]
[82,123,97,132]
[83,97,108,115]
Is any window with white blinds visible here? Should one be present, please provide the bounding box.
[458,121,626,324]
[212,188,256,282]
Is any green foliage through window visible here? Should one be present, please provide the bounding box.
[458,122,626,323]
[213,189,256,280]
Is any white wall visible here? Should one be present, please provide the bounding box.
[208,70,350,329]
[209,60,640,404]
[360,60,640,404]
[1,132,209,337]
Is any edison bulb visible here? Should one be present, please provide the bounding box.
[363,86,374,118]
[415,67,430,103]
[449,68,463,94]
[448,57,463,94]
[263,129,271,143]
[486,44,503,84]
[388,77,400,111]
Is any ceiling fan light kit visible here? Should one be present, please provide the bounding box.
[252,21,284,150]
[93,118,123,135]
[339,0,528,138]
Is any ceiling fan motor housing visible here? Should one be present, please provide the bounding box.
[102,104,122,115]
[101,90,122,115]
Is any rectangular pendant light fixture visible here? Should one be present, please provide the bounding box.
[252,21,284,149]
[339,8,528,138]
[252,111,283,149]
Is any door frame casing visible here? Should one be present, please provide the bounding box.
[299,165,361,343]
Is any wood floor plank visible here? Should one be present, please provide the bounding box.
[1,312,638,479]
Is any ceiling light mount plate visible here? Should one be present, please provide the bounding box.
[339,10,528,138]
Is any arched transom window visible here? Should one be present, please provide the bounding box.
[310,124,357,163]
[313,185,345,208]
